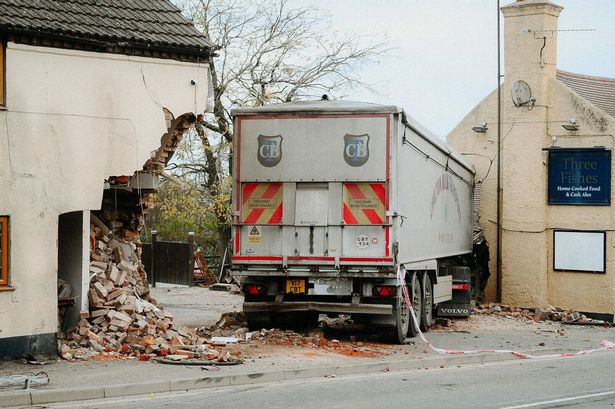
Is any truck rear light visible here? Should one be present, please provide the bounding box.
[452,283,470,292]
[372,285,397,297]
[244,284,267,296]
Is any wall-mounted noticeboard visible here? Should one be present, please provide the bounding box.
[553,230,606,273]
[547,148,611,205]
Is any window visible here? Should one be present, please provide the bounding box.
[0,216,8,285]
[0,39,4,106]
[553,230,606,273]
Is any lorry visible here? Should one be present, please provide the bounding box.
[229,99,475,343]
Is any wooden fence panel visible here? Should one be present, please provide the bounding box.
[142,232,194,287]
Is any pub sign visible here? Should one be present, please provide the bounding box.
[548,148,611,205]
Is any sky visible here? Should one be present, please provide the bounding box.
[292,0,615,137]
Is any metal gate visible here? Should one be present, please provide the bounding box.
[142,232,195,287]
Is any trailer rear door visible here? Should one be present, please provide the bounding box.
[233,113,393,265]
[294,183,328,256]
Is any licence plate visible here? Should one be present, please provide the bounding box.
[285,279,305,294]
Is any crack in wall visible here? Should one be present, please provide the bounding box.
[140,64,164,110]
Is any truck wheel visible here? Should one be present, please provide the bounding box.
[380,293,410,344]
[407,271,422,338]
[420,273,434,332]
[394,292,411,343]
[244,312,272,331]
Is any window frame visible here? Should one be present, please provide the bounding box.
[0,38,4,107]
[0,216,8,286]
[553,229,606,274]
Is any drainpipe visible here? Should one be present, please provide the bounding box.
[496,0,503,303]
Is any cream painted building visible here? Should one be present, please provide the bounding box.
[448,0,615,319]
[0,1,213,358]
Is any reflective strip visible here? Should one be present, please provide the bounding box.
[343,183,385,225]
[452,283,470,291]
[242,183,283,224]
[232,256,393,264]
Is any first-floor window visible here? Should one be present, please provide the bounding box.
[0,39,4,106]
[0,216,8,285]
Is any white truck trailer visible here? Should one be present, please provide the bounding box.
[230,100,475,343]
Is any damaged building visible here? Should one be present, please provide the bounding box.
[448,0,615,319]
[0,0,214,358]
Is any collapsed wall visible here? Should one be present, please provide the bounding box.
[59,187,204,360]
[59,112,218,361]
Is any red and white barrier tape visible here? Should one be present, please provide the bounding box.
[397,269,615,360]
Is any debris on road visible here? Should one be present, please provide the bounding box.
[59,224,611,369]
[474,303,610,326]
[208,283,240,292]
[210,336,240,345]
[196,313,394,359]
[160,357,243,366]
[197,311,247,339]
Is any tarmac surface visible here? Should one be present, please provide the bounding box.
[1,286,614,408]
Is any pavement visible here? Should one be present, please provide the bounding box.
[1,287,615,408]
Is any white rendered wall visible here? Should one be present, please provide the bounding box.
[0,42,210,339]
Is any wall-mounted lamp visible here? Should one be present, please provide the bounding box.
[472,122,488,133]
[561,119,579,131]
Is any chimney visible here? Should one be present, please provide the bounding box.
[500,0,563,80]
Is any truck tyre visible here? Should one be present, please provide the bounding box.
[380,293,410,344]
[420,273,434,331]
[388,292,411,344]
[244,312,272,331]
[407,271,422,338]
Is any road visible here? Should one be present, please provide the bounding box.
[39,351,615,409]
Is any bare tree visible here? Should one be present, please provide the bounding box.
[168,0,389,251]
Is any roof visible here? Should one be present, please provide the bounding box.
[0,0,214,59]
[232,100,403,116]
[557,70,615,119]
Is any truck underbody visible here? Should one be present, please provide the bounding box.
[232,257,467,343]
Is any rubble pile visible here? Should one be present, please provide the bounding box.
[245,329,386,357]
[197,312,248,340]
[474,303,609,325]
[60,217,207,361]
[59,209,243,363]
[197,313,388,358]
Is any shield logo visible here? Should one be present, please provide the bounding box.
[343,134,370,167]
[257,135,283,167]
